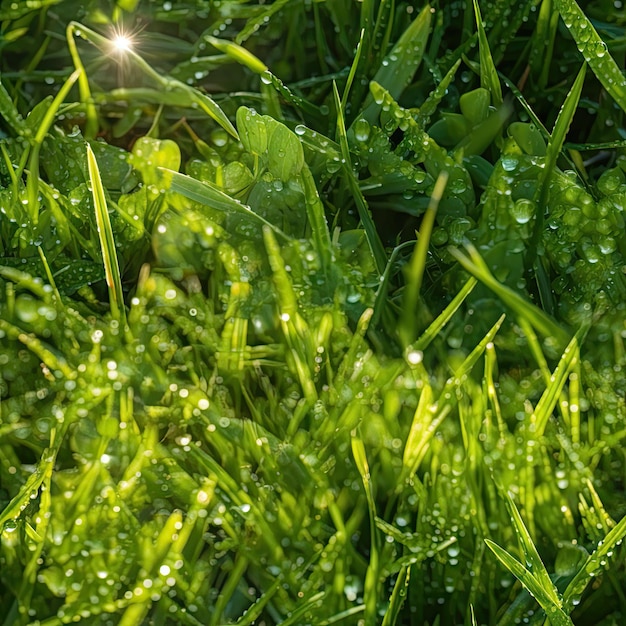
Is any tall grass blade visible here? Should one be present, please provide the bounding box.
[473,0,503,107]
[399,170,448,346]
[485,539,573,625]
[382,565,410,626]
[527,63,586,272]
[563,493,626,610]
[533,331,581,437]
[87,143,126,327]
[361,4,432,122]
[413,277,477,351]
[164,168,289,240]
[352,434,380,625]
[486,492,573,625]
[555,0,626,112]
[333,82,387,275]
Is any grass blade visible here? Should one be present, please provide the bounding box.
[486,492,573,625]
[485,539,573,626]
[413,277,477,352]
[352,434,380,625]
[532,331,581,437]
[361,4,432,122]
[563,491,626,610]
[527,63,586,273]
[87,143,126,327]
[163,168,289,240]
[448,243,569,347]
[554,0,626,112]
[399,170,448,347]
[333,82,387,275]
[473,0,503,107]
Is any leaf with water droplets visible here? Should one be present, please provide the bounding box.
[555,0,626,113]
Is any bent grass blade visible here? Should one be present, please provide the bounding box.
[87,143,126,327]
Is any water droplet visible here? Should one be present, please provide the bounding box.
[354,118,370,142]
[511,198,535,224]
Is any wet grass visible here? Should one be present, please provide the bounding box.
[1,1,625,624]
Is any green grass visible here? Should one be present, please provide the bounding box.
[1,1,625,624]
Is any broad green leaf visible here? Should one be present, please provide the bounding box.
[236,106,268,156]
[555,0,626,113]
[267,123,304,182]
[508,122,547,156]
[459,88,491,125]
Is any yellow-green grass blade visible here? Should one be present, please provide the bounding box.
[164,168,289,240]
[87,143,126,327]
[352,433,380,625]
[563,493,626,610]
[413,277,477,352]
[532,331,581,437]
[400,170,448,347]
[485,539,573,626]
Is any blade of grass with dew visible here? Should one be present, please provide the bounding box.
[527,63,586,277]
[87,143,126,327]
[485,539,573,626]
[532,331,581,437]
[399,170,448,347]
[0,77,25,134]
[563,490,626,610]
[298,166,334,280]
[352,433,380,625]
[486,491,573,625]
[361,4,432,123]
[448,243,569,346]
[417,58,462,125]
[275,592,325,626]
[412,277,477,352]
[23,68,81,224]
[163,168,289,240]
[333,82,386,275]
[381,565,410,626]
[473,0,503,107]
[0,318,74,379]
[342,27,365,113]
[555,0,626,112]
[210,554,249,626]
[529,0,560,89]
[263,226,318,409]
[235,579,282,625]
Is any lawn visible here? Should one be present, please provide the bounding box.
[0,1,625,624]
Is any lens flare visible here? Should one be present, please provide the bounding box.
[112,34,132,53]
